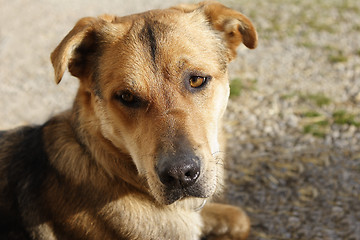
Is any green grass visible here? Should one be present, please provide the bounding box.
[329,52,348,63]
[281,92,332,107]
[354,24,360,32]
[324,46,349,64]
[229,78,243,98]
[302,110,360,138]
[298,41,317,49]
[315,120,329,127]
[229,78,257,98]
[303,121,329,138]
[302,111,321,118]
[280,92,297,100]
[333,110,360,127]
[302,93,332,107]
[337,0,360,13]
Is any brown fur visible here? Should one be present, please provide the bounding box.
[0,1,257,239]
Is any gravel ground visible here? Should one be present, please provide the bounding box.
[1,0,360,239]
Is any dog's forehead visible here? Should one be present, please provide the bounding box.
[116,8,199,28]
[97,8,227,102]
[103,10,222,78]
[123,8,210,47]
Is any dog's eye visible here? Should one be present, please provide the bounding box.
[120,92,134,103]
[115,91,142,108]
[189,76,207,88]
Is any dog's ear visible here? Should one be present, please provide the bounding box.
[172,1,257,60]
[51,16,117,84]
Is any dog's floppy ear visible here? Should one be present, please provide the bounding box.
[173,1,257,60]
[51,16,117,84]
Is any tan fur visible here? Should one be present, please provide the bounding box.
[0,1,257,239]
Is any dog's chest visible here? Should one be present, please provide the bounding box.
[97,198,204,240]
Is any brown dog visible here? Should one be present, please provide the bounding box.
[0,1,257,239]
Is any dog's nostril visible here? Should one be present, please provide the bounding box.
[184,169,199,181]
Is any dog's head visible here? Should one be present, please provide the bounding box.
[51,1,257,205]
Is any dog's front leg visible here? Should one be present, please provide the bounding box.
[200,202,250,240]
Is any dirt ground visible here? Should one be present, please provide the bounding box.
[1,0,359,239]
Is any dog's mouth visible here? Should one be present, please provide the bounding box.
[161,179,210,205]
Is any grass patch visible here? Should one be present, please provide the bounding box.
[315,120,329,127]
[333,110,360,127]
[324,45,338,52]
[301,109,360,138]
[329,53,348,63]
[298,41,317,49]
[302,111,321,118]
[303,120,329,138]
[337,0,360,13]
[354,24,360,32]
[280,92,297,100]
[301,93,332,107]
[229,78,257,98]
[324,46,349,64]
[230,78,243,98]
[281,92,331,107]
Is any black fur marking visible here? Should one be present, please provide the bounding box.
[139,21,158,67]
[92,65,103,98]
[147,24,157,65]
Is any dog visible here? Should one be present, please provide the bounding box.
[0,1,257,239]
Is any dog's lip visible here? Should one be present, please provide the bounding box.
[163,185,209,205]
[164,194,190,205]
[163,191,183,205]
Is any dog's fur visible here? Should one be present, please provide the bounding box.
[0,1,257,239]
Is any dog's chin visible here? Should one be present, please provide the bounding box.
[157,183,215,205]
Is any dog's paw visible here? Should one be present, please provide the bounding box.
[201,203,250,240]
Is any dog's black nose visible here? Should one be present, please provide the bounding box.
[157,156,200,189]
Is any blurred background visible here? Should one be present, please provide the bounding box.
[1,0,359,239]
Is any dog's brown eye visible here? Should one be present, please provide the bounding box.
[114,91,142,108]
[189,76,207,88]
[115,91,145,108]
[120,92,134,103]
